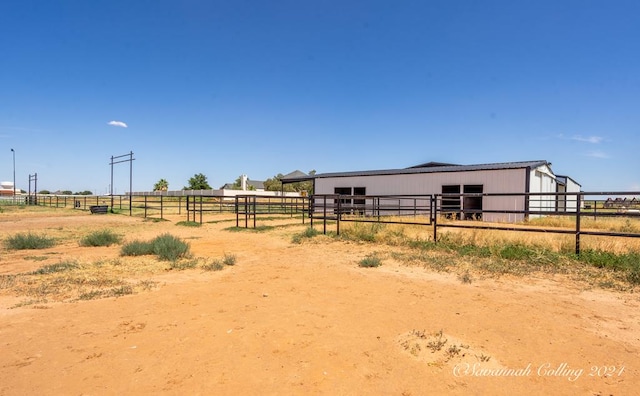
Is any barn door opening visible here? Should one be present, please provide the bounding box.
[334,187,352,214]
[463,184,483,220]
[353,187,366,215]
[441,185,461,219]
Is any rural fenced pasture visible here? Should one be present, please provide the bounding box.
[21,190,640,255]
[2,205,639,396]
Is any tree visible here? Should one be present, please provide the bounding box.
[61,190,73,195]
[38,190,50,195]
[153,179,169,191]
[296,170,316,195]
[185,173,212,190]
[264,174,294,192]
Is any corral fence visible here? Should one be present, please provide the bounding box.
[25,193,309,224]
[310,191,640,254]
[234,195,309,228]
[15,195,114,210]
[310,194,434,235]
[21,190,640,255]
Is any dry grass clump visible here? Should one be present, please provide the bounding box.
[291,227,320,243]
[201,253,236,271]
[2,258,162,307]
[529,215,640,234]
[358,253,382,268]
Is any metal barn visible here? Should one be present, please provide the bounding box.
[312,160,581,222]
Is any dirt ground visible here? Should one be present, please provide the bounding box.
[0,209,638,395]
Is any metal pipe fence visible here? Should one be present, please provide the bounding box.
[20,191,640,255]
[234,195,309,228]
[309,191,640,255]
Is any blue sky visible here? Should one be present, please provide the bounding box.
[1,0,638,194]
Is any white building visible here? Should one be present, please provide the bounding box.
[0,181,18,197]
[312,160,581,222]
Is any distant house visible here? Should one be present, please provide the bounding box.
[220,175,265,192]
[0,181,17,197]
[311,160,581,222]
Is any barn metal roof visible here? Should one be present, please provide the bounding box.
[555,174,582,187]
[314,160,550,179]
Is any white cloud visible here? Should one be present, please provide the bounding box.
[108,120,128,128]
[571,135,603,144]
[585,150,609,159]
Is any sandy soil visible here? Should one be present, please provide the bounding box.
[0,209,638,395]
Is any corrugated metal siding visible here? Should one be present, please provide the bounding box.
[315,168,530,222]
[315,168,527,195]
[528,165,557,217]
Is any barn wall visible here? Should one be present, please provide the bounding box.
[528,165,557,216]
[558,178,581,211]
[315,168,530,222]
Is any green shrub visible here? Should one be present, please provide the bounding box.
[359,253,382,268]
[578,250,640,271]
[151,233,190,261]
[80,230,122,247]
[120,240,155,256]
[457,244,492,258]
[120,234,190,261]
[498,243,535,260]
[5,233,56,250]
[292,227,320,243]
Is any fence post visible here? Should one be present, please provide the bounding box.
[235,196,239,227]
[244,197,249,228]
[323,195,327,235]
[433,195,438,242]
[336,195,341,236]
[575,193,582,255]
